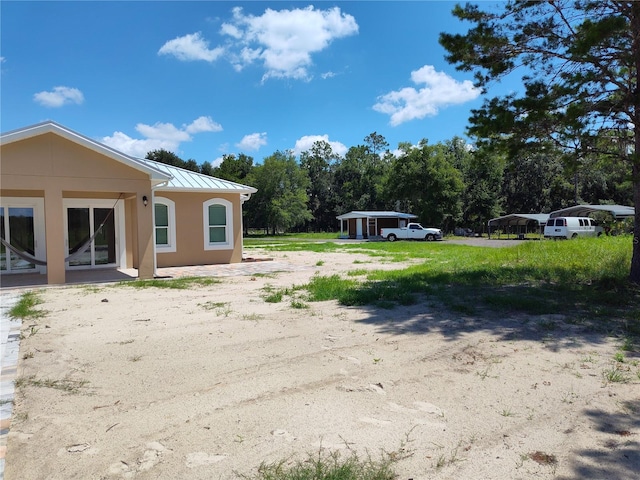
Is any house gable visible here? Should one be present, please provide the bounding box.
[2,133,152,183]
[0,122,170,186]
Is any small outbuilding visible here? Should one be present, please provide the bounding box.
[336,211,417,239]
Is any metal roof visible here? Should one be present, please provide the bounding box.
[488,213,550,227]
[135,158,257,194]
[336,211,418,220]
[549,204,635,219]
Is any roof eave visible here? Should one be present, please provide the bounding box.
[155,186,258,195]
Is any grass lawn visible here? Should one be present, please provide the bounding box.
[245,235,640,337]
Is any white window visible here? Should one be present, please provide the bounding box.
[203,198,233,250]
[154,197,176,253]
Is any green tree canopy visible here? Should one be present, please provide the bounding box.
[334,133,391,214]
[385,140,464,230]
[146,149,207,175]
[501,149,568,214]
[248,151,312,235]
[212,153,254,184]
[300,140,339,232]
[449,138,504,231]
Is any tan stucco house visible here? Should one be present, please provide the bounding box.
[0,121,257,285]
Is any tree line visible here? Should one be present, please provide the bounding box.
[146,129,632,235]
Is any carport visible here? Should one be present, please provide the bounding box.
[549,204,635,219]
[487,213,550,239]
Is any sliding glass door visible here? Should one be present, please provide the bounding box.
[0,206,37,272]
[65,201,119,269]
[66,207,91,266]
[0,198,45,274]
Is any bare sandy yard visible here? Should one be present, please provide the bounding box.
[6,248,640,479]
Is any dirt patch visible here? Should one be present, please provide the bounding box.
[7,249,639,479]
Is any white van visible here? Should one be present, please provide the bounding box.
[544,217,604,239]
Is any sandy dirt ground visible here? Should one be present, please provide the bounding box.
[6,247,640,480]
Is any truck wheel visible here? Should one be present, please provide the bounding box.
[426,234,435,241]
[387,234,397,242]
[572,233,578,239]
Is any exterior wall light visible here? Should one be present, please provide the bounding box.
[143,195,148,207]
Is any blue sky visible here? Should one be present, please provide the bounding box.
[1,1,512,166]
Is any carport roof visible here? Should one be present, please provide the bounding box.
[549,204,635,219]
[488,213,550,227]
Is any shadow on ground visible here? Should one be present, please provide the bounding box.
[557,400,640,480]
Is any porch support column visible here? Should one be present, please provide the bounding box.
[44,187,65,285]
[137,191,155,280]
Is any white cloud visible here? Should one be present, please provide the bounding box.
[158,32,224,62]
[220,22,243,40]
[236,132,267,151]
[223,6,358,81]
[135,122,192,144]
[101,116,222,158]
[33,86,84,108]
[101,131,174,158]
[373,65,480,126]
[292,134,347,157]
[185,115,223,134]
[211,156,225,168]
[159,6,357,80]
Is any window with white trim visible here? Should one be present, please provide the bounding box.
[203,198,233,250]
[154,197,176,253]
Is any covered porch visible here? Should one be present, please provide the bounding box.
[1,122,171,285]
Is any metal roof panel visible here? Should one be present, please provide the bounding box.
[549,204,634,219]
[136,158,257,194]
[336,211,418,220]
[488,214,550,227]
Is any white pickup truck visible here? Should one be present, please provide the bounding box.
[380,223,443,242]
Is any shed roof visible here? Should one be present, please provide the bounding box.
[336,211,418,221]
[488,213,550,227]
[549,204,634,219]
